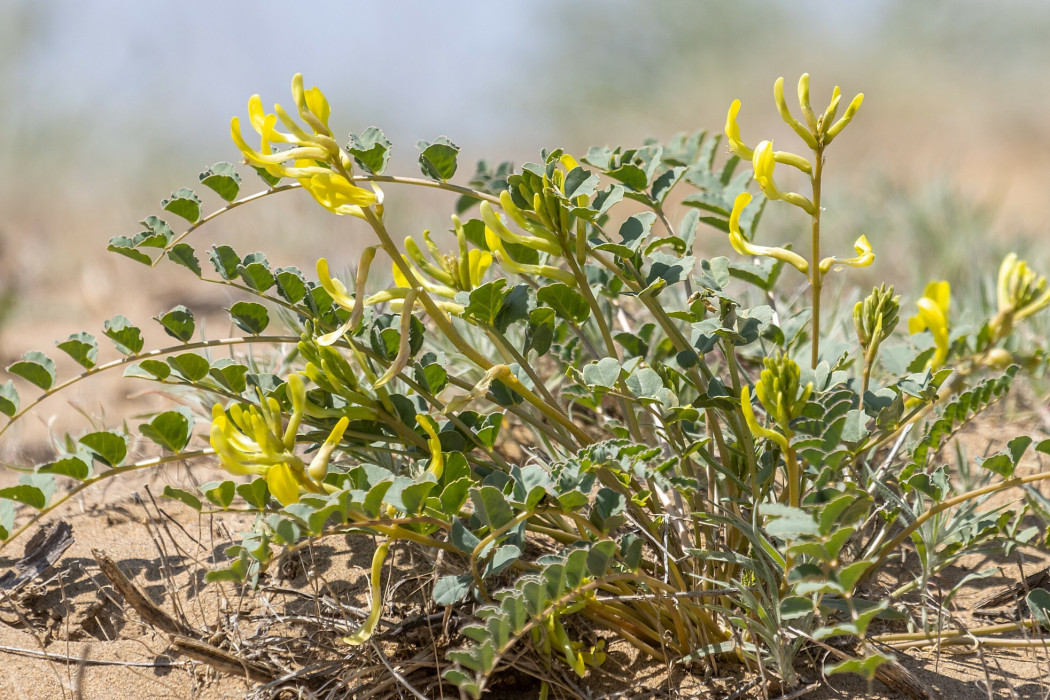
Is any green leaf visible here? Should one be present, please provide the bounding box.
[977,453,1015,478]
[79,431,127,467]
[167,353,210,382]
[626,367,663,399]
[162,485,202,512]
[463,280,508,327]
[167,243,202,276]
[825,653,894,681]
[140,408,194,452]
[56,333,98,369]
[1027,588,1050,631]
[8,352,56,390]
[348,127,392,174]
[470,486,514,531]
[131,359,171,380]
[536,283,589,324]
[229,301,270,335]
[37,455,91,480]
[252,165,281,187]
[202,480,236,508]
[418,136,460,181]
[563,166,600,201]
[494,284,531,333]
[434,573,474,605]
[617,212,656,253]
[209,359,249,393]
[0,381,17,417]
[836,560,873,593]
[134,217,174,247]
[236,478,270,509]
[451,518,482,554]
[606,162,648,191]
[162,187,203,223]
[155,305,195,342]
[0,484,46,509]
[0,500,12,540]
[780,596,814,620]
[524,307,555,356]
[484,544,521,577]
[238,252,275,292]
[583,357,622,389]
[275,267,307,303]
[103,315,144,355]
[107,236,153,265]
[199,162,241,201]
[209,245,241,280]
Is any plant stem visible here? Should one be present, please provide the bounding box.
[809,147,824,369]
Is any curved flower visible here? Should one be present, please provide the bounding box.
[818,235,875,273]
[231,73,376,216]
[752,141,815,215]
[908,281,951,369]
[209,374,349,505]
[728,192,809,274]
[725,100,754,160]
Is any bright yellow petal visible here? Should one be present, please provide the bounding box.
[468,249,493,287]
[344,542,389,646]
[725,100,754,160]
[266,463,300,506]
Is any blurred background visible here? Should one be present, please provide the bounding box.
[2,0,1050,417]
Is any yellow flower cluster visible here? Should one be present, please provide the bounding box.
[210,374,348,505]
[231,73,377,216]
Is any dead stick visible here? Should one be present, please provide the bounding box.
[91,548,196,637]
[169,635,277,684]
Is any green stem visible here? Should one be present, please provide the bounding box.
[810,147,824,369]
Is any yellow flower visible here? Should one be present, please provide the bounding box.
[751,141,815,215]
[727,192,809,274]
[231,73,376,215]
[209,374,349,505]
[725,99,754,160]
[908,281,951,369]
[818,235,875,273]
[299,169,376,215]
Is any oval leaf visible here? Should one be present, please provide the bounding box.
[7,352,56,391]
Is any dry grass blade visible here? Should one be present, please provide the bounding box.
[91,547,196,637]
